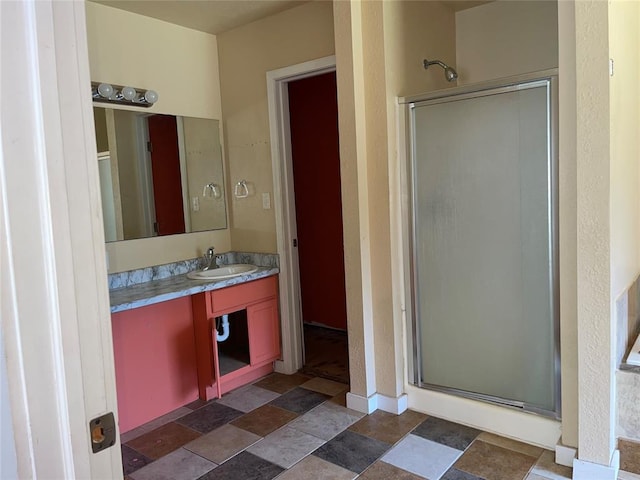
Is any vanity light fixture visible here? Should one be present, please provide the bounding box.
[91,82,159,108]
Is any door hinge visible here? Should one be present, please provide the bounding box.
[147,140,153,152]
[293,238,298,247]
[89,412,116,453]
[153,221,159,233]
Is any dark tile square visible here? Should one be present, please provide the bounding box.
[268,387,329,414]
[359,461,425,479]
[349,409,427,444]
[441,467,485,480]
[185,398,210,410]
[454,440,537,480]
[196,451,283,480]
[312,430,390,474]
[253,373,311,394]
[125,422,201,459]
[121,445,153,475]
[230,404,298,437]
[176,402,244,434]
[412,416,481,451]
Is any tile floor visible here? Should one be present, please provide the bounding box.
[301,324,349,384]
[121,373,572,480]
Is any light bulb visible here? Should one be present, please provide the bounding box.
[121,86,137,101]
[144,90,158,104]
[97,83,114,99]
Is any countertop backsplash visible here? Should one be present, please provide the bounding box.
[108,252,279,291]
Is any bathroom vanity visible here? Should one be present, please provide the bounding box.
[109,254,280,433]
[192,275,280,401]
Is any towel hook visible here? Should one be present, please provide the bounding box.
[203,182,221,199]
[234,180,249,199]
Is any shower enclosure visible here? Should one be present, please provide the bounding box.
[403,71,559,417]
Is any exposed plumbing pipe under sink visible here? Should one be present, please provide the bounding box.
[216,314,230,342]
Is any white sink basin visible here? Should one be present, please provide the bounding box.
[187,264,258,281]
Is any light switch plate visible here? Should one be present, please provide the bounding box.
[262,193,271,210]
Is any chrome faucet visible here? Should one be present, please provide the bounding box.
[203,247,218,270]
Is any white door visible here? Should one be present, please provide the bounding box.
[1,1,122,477]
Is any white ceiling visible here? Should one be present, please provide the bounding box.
[90,0,308,35]
[89,0,493,36]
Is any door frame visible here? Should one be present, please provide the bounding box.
[135,114,156,236]
[1,1,121,477]
[266,55,337,374]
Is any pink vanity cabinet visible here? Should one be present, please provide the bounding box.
[111,274,280,434]
[111,296,199,433]
[192,275,281,401]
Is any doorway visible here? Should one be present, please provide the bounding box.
[146,115,186,236]
[287,72,349,384]
[267,56,349,385]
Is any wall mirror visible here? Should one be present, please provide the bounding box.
[93,107,227,242]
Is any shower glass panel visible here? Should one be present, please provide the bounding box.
[408,78,558,416]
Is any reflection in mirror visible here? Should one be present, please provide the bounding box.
[94,108,227,242]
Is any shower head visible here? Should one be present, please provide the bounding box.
[444,66,458,82]
[423,59,458,82]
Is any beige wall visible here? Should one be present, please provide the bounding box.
[85,2,229,273]
[556,0,636,457]
[609,0,640,304]
[557,0,579,450]
[217,1,335,253]
[334,0,377,400]
[384,1,456,97]
[574,0,614,466]
[380,0,456,399]
[86,2,222,119]
[610,0,640,445]
[112,110,145,240]
[333,0,456,402]
[618,369,640,442]
[182,118,226,232]
[568,0,640,466]
[456,0,558,85]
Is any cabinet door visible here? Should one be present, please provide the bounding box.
[247,298,280,366]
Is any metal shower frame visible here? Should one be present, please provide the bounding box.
[399,69,561,419]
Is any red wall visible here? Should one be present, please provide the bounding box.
[147,114,185,236]
[288,71,347,330]
[111,297,198,433]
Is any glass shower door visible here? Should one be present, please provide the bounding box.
[408,79,558,416]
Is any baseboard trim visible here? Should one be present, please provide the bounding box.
[555,443,577,467]
[274,360,297,375]
[346,392,377,414]
[346,392,409,415]
[377,393,408,415]
[619,470,640,480]
[573,450,620,480]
